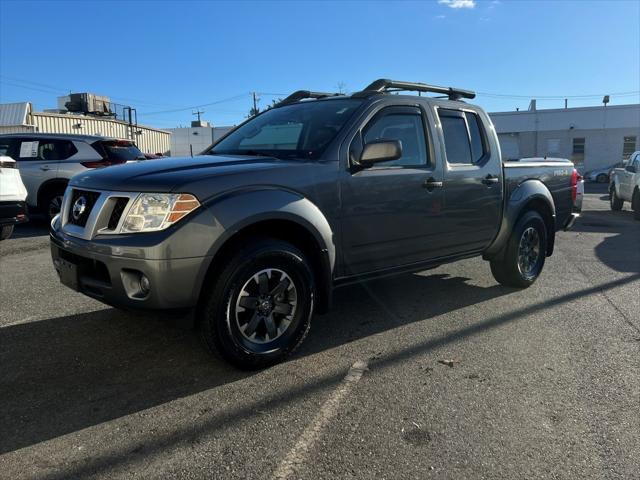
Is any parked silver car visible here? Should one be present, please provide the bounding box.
[586,162,626,183]
[0,134,146,219]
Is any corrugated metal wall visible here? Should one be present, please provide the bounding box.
[31,113,170,154]
[0,125,36,134]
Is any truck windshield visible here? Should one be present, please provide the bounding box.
[206,98,363,160]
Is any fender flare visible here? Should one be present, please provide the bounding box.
[483,179,556,260]
[193,187,336,311]
[36,178,69,208]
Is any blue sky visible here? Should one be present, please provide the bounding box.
[1,0,638,129]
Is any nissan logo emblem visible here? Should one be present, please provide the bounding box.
[72,196,87,221]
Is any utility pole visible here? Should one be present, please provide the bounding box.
[192,109,204,123]
[251,92,260,117]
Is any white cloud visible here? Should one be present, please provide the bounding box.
[438,0,476,9]
[435,14,446,19]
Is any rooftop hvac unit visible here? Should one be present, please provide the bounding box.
[65,93,113,116]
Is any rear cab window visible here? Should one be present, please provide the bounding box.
[438,108,489,165]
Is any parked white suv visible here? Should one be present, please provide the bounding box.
[610,150,640,220]
[0,134,146,219]
[0,156,28,240]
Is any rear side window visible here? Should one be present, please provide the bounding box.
[17,139,77,161]
[439,114,472,164]
[465,112,487,163]
[93,140,145,161]
[439,109,488,165]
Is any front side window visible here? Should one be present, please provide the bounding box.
[208,99,363,160]
[362,112,428,167]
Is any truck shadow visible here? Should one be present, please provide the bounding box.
[0,271,511,454]
[571,208,640,273]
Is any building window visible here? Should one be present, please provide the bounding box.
[572,137,585,166]
[623,136,637,160]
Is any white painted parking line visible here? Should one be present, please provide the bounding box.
[271,360,369,480]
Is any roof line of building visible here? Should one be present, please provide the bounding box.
[490,103,640,115]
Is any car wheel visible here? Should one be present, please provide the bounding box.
[489,210,547,288]
[596,173,608,183]
[0,225,14,241]
[633,189,640,221]
[610,188,624,211]
[199,238,315,370]
[42,188,66,221]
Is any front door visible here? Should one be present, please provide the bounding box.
[436,108,502,254]
[340,105,446,275]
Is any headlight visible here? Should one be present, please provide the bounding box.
[121,193,200,233]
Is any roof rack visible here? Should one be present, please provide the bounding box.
[276,90,343,107]
[353,79,476,101]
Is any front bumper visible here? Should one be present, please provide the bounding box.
[50,222,209,310]
[0,200,28,226]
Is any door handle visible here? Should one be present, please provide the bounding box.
[40,165,51,171]
[423,177,443,191]
[481,175,499,186]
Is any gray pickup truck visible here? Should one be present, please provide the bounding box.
[50,79,582,369]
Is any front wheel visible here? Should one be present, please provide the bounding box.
[490,211,547,288]
[610,188,623,211]
[199,238,315,369]
[596,173,608,183]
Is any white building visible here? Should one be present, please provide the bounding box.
[490,103,640,172]
[168,121,233,156]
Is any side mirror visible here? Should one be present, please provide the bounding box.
[625,165,637,173]
[359,140,402,166]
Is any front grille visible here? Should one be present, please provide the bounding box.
[67,189,101,227]
[108,197,129,230]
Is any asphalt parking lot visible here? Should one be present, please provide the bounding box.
[1,184,638,480]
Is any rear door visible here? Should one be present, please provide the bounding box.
[340,105,446,275]
[437,108,503,253]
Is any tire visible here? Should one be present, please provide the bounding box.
[633,190,640,221]
[41,187,66,221]
[610,188,623,211]
[596,173,608,183]
[490,210,547,288]
[0,225,14,241]
[199,238,316,370]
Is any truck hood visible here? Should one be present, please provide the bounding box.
[70,155,307,193]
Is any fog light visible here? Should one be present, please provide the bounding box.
[140,274,150,295]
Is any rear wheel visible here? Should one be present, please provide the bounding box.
[490,211,547,288]
[0,225,14,241]
[199,238,315,370]
[610,188,623,211]
[596,173,608,183]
